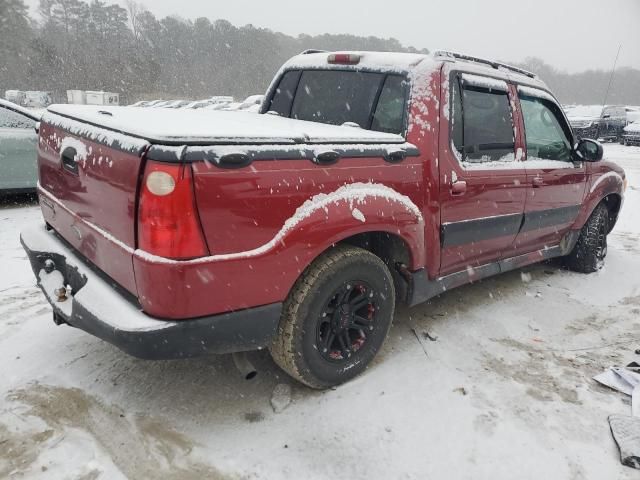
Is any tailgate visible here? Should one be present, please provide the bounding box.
[37,111,149,295]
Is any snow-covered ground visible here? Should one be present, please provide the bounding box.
[1,144,639,479]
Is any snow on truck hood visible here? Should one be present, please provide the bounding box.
[45,104,405,145]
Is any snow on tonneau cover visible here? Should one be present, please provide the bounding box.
[37,104,407,297]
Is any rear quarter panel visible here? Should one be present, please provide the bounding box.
[144,157,428,319]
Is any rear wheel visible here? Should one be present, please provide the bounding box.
[270,245,395,388]
[564,203,609,273]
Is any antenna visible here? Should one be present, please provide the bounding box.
[601,44,622,112]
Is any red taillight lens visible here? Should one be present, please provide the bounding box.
[138,161,209,260]
[327,53,361,65]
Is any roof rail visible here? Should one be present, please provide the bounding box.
[434,50,536,78]
[300,49,327,55]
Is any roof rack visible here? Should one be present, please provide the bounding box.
[434,50,536,78]
[300,49,327,55]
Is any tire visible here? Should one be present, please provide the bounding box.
[270,245,395,389]
[564,203,609,273]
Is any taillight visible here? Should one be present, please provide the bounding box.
[138,161,209,260]
[327,53,361,65]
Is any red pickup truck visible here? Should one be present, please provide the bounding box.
[22,50,626,388]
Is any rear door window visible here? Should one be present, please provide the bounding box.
[451,77,515,163]
[0,107,35,129]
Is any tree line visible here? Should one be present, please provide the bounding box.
[1,0,638,106]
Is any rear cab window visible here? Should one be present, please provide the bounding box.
[266,69,409,136]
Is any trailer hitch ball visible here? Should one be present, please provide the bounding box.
[44,259,55,274]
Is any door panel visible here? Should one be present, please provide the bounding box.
[439,73,527,276]
[513,89,587,254]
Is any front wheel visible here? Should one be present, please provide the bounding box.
[270,245,395,388]
[564,203,609,273]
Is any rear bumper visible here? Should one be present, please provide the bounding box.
[20,224,281,359]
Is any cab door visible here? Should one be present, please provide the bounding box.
[438,73,527,276]
[512,87,587,254]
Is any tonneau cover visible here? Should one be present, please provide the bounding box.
[45,105,406,145]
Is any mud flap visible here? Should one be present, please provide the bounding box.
[609,415,640,469]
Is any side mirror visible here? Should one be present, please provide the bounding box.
[574,138,603,162]
[602,114,611,119]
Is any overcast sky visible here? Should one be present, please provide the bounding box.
[26,0,640,72]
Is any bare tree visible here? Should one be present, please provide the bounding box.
[126,0,142,45]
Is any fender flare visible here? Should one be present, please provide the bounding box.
[572,172,624,230]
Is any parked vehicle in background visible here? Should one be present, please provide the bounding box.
[67,90,87,105]
[162,100,190,109]
[5,90,26,106]
[24,91,52,108]
[66,90,119,106]
[86,91,119,106]
[21,50,625,388]
[0,99,40,193]
[622,121,640,146]
[568,105,627,142]
[237,94,264,111]
[5,90,52,108]
[626,107,640,125]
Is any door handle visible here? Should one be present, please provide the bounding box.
[532,177,544,188]
[313,151,341,165]
[384,150,406,163]
[451,180,467,195]
[216,153,252,169]
[61,147,79,175]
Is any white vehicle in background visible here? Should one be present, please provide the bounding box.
[5,90,26,106]
[184,99,212,109]
[211,95,264,112]
[162,100,190,109]
[0,99,41,193]
[622,121,640,146]
[626,107,640,125]
[67,90,119,106]
[86,91,119,106]
[141,100,164,107]
[24,91,52,108]
[67,90,87,105]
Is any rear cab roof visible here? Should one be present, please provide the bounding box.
[264,49,553,103]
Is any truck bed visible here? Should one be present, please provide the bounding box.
[46,105,407,145]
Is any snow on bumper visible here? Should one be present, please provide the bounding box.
[20,224,281,359]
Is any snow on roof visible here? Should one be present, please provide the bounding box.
[45,104,405,145]
[283,51,431,74]
[0,98,42,121]
[282,50,548,88]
